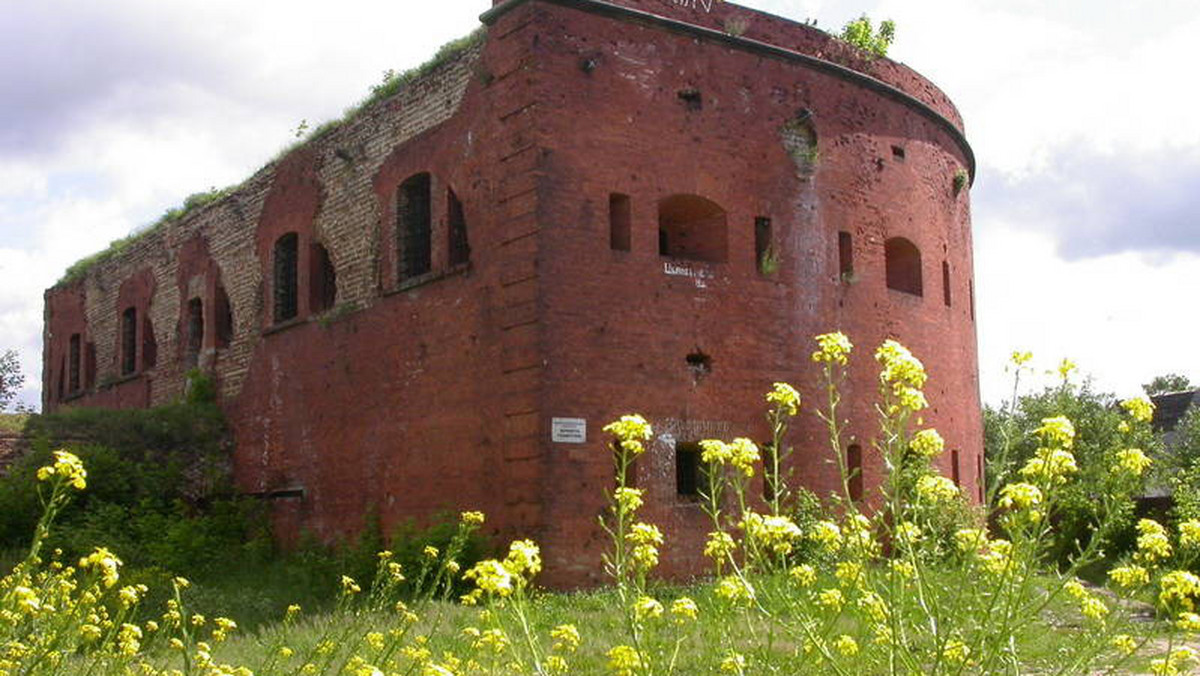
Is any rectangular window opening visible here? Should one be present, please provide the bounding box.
[676,441,706,498]
[609,193,631,252]
[942,260,952,307]
[838,231,854,280]
[951,449,961,486]
[398,174,433,281]
[847,444,863,502]
[755,217,774,274]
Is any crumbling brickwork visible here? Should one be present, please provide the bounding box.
[44,0,982,585]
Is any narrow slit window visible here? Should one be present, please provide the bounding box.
[754,217,773,274]
[185,298,204,368]
[448,188,471,266]
[942,260,952,307]
[838,231,854,279]
[847,444,863,502]
[68,333,81,393]
[676,442,706,498]
[977,453,984,502]
[885,237,923,296]
[969,281,976,321]
[309,243,337,314]
[120,308,137,375]
[273,233,299,323]
[397,173,432,281]
[609,193,631,252]
[951,449,961,486]
[658,194,727,263]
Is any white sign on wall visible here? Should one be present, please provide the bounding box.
[552,418,587,444]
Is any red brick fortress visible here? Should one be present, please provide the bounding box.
[43,0,981,585]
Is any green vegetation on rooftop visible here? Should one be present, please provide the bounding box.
[55,27,487,289]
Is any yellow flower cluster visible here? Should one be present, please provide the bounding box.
[1109,564,1150,589]
[79,547,122,588]
[809,520,842,552]
[1160,571,1200,611]
[909,429,944,458]
[790,564,817,587]
[915,475,960,503]
[812,331,853,365]
[832,634,858,656]
[715,575,755,606]
[1136,519,1173,564]
[36,450,88,490]
[1018,447,1078,485]
[670,597,699,623]
[1121,396,1156,424]
[720,651,747,673]
[1181,520,1200,548]
[765,382,801,416]
[607,644,643,676]
[614,487,643,513]
[1034,416,1075,449]
[942,639,970,665]
[633,596,664,621]
[700,438,760,477]
[953,528,986,554]
[1151,646,1198,676]
[1010,350,1033,367]
[1114,448,1152,477]
[603,415,653,456]
[740,513,802,556]
[998,483,1042,511]
[875,339,928,412]
[460,511,485,526]
[704,531,736,561]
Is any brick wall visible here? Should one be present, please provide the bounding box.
[44,0,982,585]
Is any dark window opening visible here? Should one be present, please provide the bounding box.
[838,231,854,280]
[686,350,712,381]
[142,315,157,369]
[609,193,631,252]
[942,261,952,307]
[84,342,96,389]
[309,243,337,314]
[448,189,471,267]
[677,88,702,111]
[847,444,863,503]
[214,285,233,348]
[68,334,81,393]
[977,453,984,502]
[676,442,706,497]
[398,173,432,281]
[185,298,204,368]
[120,308,137,375]
[658,194,727,263]
[892,145,906,161]
[951,449,962,486]
[755,217,774,274]
[885,237,923,296]
[273,233,299,323]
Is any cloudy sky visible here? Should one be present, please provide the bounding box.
[1,0,1196,410]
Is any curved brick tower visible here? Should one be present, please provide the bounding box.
[43,0,980,585]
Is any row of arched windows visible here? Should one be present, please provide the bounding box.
[269,172,471,327]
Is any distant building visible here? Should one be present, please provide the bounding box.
[42,0,981,585]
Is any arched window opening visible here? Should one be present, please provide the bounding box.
[68,334,81,393]
[657,194,727,263]
[448,189,471,266]
[942,260,952,307]
[397,173,432,281]
[309,243,337,313]
[847,444,863,502]
[185,298,204,368]
[273,233,299,323]
[214,285,233,348]
[120,307,138,375]
[885,237,923,296]
[609,193,631,252]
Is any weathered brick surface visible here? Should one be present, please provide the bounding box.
[43,0,982,586]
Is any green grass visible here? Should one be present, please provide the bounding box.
[0,413,29,434]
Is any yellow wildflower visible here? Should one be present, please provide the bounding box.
[720,651,747,673]
[790,564,817,587]
[833,635,859,656]
[1182,520,1200,548]
[1114,448,1152,477]
[998,483,1042,511]
[460,511,485,526]
[942,640,970,664]
[765,382,801,415]
[1122,396,1155,424]
[1035,416,1075,449]
[916,475,960,503]
[614,487,643,513]
[503,539,542,577]
[704,531,736,560]
[670,597,699,622]
[818,588,844,611]
[36,450,87,490]
[1110,565,1150,589]
[633,596,664,621]
[627,522,663,546]
[909,429,945,457]
[607,645,643,676]
[715,576,755,605]
[729,438,760,477]
[812,332,853,366]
